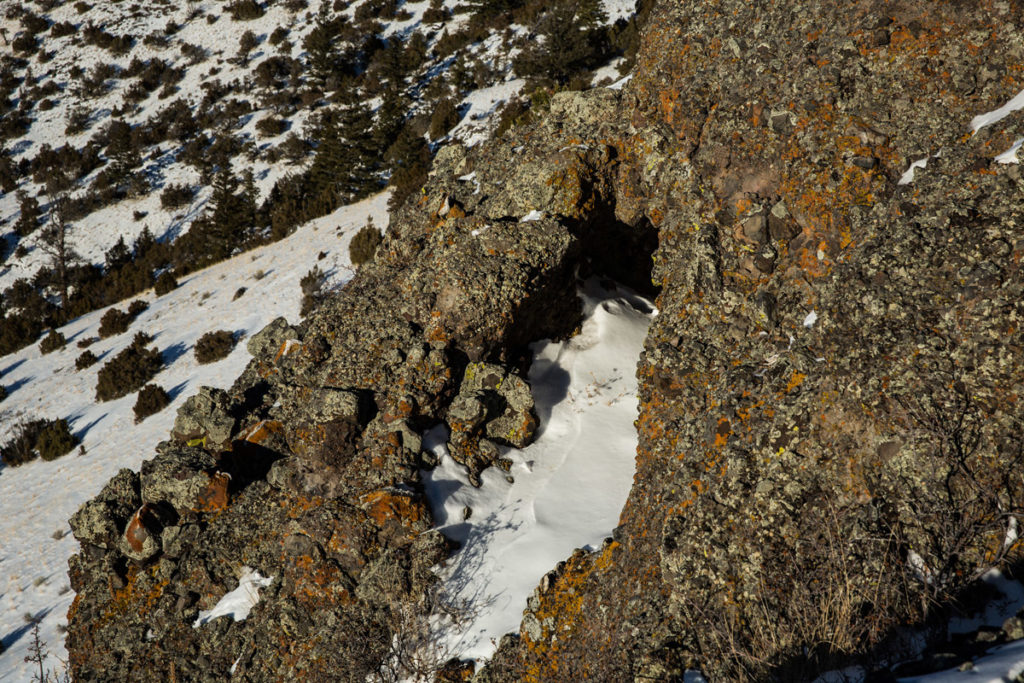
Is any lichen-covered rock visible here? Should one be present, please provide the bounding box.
[170,386,237,450]
[246,316,297,358]
[489,1,1024,681]
[68,1,1024,679]
[69,469,141,550]
[139,447,219,513]
[65,80,638,680]
[446,362,537,483]
[120,503,170,562]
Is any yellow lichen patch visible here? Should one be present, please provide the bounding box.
[284,494,326,520]
[95,564,168,631]
[713,417,732,449]
[519,543,620,681]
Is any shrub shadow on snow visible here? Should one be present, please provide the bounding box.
[432,507,524,649]
[162,199,208,244]
[165,381,190,401]
[1,358,26,377]
[69,412,105,441]
[8,139,31,156]
[0,606,53,652]
[160,342,189,366]
[2,375,33,396]
[443,506,523,597]
[62,329,85,345]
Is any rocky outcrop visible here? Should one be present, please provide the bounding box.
[66,1,1024,680]
[64,82,649,680]
[487,1,1024,681]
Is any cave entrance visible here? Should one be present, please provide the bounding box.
[578,211,661,300]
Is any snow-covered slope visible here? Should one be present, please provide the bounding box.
[0,192,389,681]
[0,0,638,295]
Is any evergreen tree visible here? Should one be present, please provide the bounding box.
[105,235,131,273]
[304,1,341,84]
[386,127,430,211]
[204,168,245,261]
[237,30,258,66]
[514,0,609,83]
[14,191,41,237]
[105,119,143,193]
[307,102,379,214]
[37,193,80,317]
[372,85,407,151]
[463,0,522,16]
[0,147,17,193]
[375,36,407,86]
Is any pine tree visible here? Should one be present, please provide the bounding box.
[105,235,131,273]
[14,191,41,237]
[514,0,609,83]
[304,1,339,84]
[372,85,407,151]
[306,102,379,214]
[386,128,430,211]
[204,168,245,261]
[237,30,258,66]
[105,119,142,193]
[37,193,80,317]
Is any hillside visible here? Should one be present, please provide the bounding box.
[0,0,642,356]
[6,0,1024,681]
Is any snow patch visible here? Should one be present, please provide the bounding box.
[898,157,931,185]
[422,278,655,663]
[803,310,818,328]
[995,138,1024,164]
[970,88,1024,134]
[193,568,273,627]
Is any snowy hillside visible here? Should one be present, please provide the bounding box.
[0,0,641,298]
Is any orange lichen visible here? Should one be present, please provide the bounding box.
[235,419,284,445]
[786,371,807,393]
[360,489,425,528]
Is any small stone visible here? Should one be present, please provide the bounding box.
[246,317,297,358]
[171,387,237,449]
[1004,616,1024,641]
[283,533,317,557]
[122,504,164,562]
[770,110,794,135]
[851,156,878,169]
[975,626,1001,643]
[754,245,777,274]
[522,613,543,642]
[741,214,768,244]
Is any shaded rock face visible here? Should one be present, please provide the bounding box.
[65,1,1024,681]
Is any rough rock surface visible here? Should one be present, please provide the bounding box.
[66,0,1024,680]
[447,362,538,485]
[485,1,1024,681]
